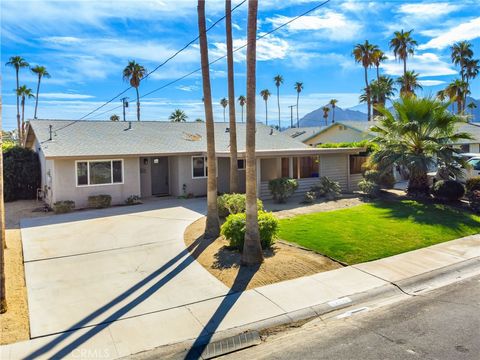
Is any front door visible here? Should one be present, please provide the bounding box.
[151,157,169,195]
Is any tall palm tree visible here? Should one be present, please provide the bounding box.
[123,61,146,121]
[260,89,271,125]
[226,0,239,194]
[274,74,283,128]
[30,65,51,119]
[467,101,477,117]
[16,85,35,140]
[322,106,330,126]
[436,89,447,102]
[397,70,422,97]
[445,79,469,114]
[169,109,188,122]
[329,99,338,123]
[451,41,473,82]
[294,82,303,127]
[464,58,479,85]
[370,76,396,116]
[371,97,472,197]
[389,29,417,77]
[238,95,246,122]
[372,49,387,81]
[6,56,29,144]
[197,0,220,239]
[242,0,263,266]
[220,97,228,122]
[353,40,378,121]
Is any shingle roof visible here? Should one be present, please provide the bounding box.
[456,122,480,144]
[28,120,311,158]
[282,127,326,142]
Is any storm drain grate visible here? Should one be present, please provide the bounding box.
[199,331,261,359]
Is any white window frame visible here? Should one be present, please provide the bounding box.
[191,156,218,179]
[75,159,124,187]
[237,159,246,170]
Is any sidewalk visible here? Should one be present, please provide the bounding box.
[1,235,479,360]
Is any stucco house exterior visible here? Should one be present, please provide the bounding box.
[24,120,365,208]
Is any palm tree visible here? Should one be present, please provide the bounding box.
[329,99,338,123]
[445,79,469,114]
[372,49,387,81]
[260,89,271,125]
[370,76,396,115]
[371,97,472,197]
[238,95,246,122]
[274,75,283,128]
[197,0,220,239]
[451,41,473,82]
[226,0,239,194]
[220,97,228,122]
[397,70,422,97]
[353,40,378,121]
[30,65,51,119]
[322,106,330,126]
[294,82,303,127]
[110,114,120,121]
[16,85,35,140]
[467,101,477,118]
[464,58,479,85]
[123,61,146,121]
[6,56,29,144]
[242,0,263,266]
[389,29,417,77]
[436,89,447,102]
[169,109,188,122]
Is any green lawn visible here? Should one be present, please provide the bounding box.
[278,200,480,265]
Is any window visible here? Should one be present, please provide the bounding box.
[469,159,480,171]
[192,156,207,178]
[237,159,245,170]
[76,160,123,186]
[350,155,368,174]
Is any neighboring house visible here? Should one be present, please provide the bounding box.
[456,123,480,153]
[24,120,365,207]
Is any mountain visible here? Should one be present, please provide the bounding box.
[298,105,367,127]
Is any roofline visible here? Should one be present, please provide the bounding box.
[302,121,374,143]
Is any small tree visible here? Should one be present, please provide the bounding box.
[110,114,120,122]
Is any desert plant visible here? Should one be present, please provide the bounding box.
[363,169,395,189]
[466,177,480,193]
[125,195,142,205]
[88,194,112,208]
[432,180,465,202]
[303,191,316,204]
[53,200,75,214]
[220,211,278,251]
[217,193,263,218]
[3,145,40,201]
[311,176,341,200]
[269,177,298,203]
[468,190,480,213]
[358,179,381,198]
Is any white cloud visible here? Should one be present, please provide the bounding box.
[382,53,457,77]
[419,17,480,49]
[266,11,363,41]
[398,3,461,18]
[232,23,242,31]
[418,80,446,87]
[40,93,95,99]
[175,85,199,92]
[211,35,289,62]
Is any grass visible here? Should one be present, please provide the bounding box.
[278,200,480,265]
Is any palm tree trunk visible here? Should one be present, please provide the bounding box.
[198,0,220,239]
[15,68,21,144]
[34,75,41,119]
[364,67,371,121]
[403,57,407,77]
[21,97,25,140]
[135,87,140,121]
[277,86,280,129]
[376,65,380,81]
[296,92,299,127]
[332,106,335,123]
[242,0,263,266]
[407,171,429,198]
[223,108,226,122]
[241,106,244,122]
[265,100,268,126]
[0,120,7,313]
[226,0,238,194]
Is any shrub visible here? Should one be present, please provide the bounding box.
[3,146,40,202]
[88,194,112,208]
[358,179,380,198]
[466,177,480,193]
[364,169,395,189]
[53,200,75,214]
[311,176,341,200]
[303,191,316,204]
[217,193,263,218]
[432,180,465,202]
[268,177,298,203]
[468,190,480,213]
[125,195,142,205]
[220,211,279,251]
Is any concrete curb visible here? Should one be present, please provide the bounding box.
[126,256,480,360]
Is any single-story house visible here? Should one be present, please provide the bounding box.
[24,120,365,208]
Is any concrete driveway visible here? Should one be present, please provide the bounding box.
[21,198,229,338]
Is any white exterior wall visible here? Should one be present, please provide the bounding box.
[319,153,349,191]
[469,143,480,153]
[52,157,141,208]
[306,125,371,146]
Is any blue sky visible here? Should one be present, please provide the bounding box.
[2,0,480,130]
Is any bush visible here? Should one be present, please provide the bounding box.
[364,169,395,189]
[220,211,279,251]
[217,193,263,218]
[468,190,480,213]
[466,177,480,193]
[268,177,298,203]
[432,180,465,202]
[53,200,75,214]
[3,146,40,202]
[303,191,316,204]
[358,179,380,198]
[311,176,341,200]
[125,195,142,205]
[88,194,112,208]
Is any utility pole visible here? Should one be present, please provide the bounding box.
[288,105,296,128]
[120,97,129,122]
